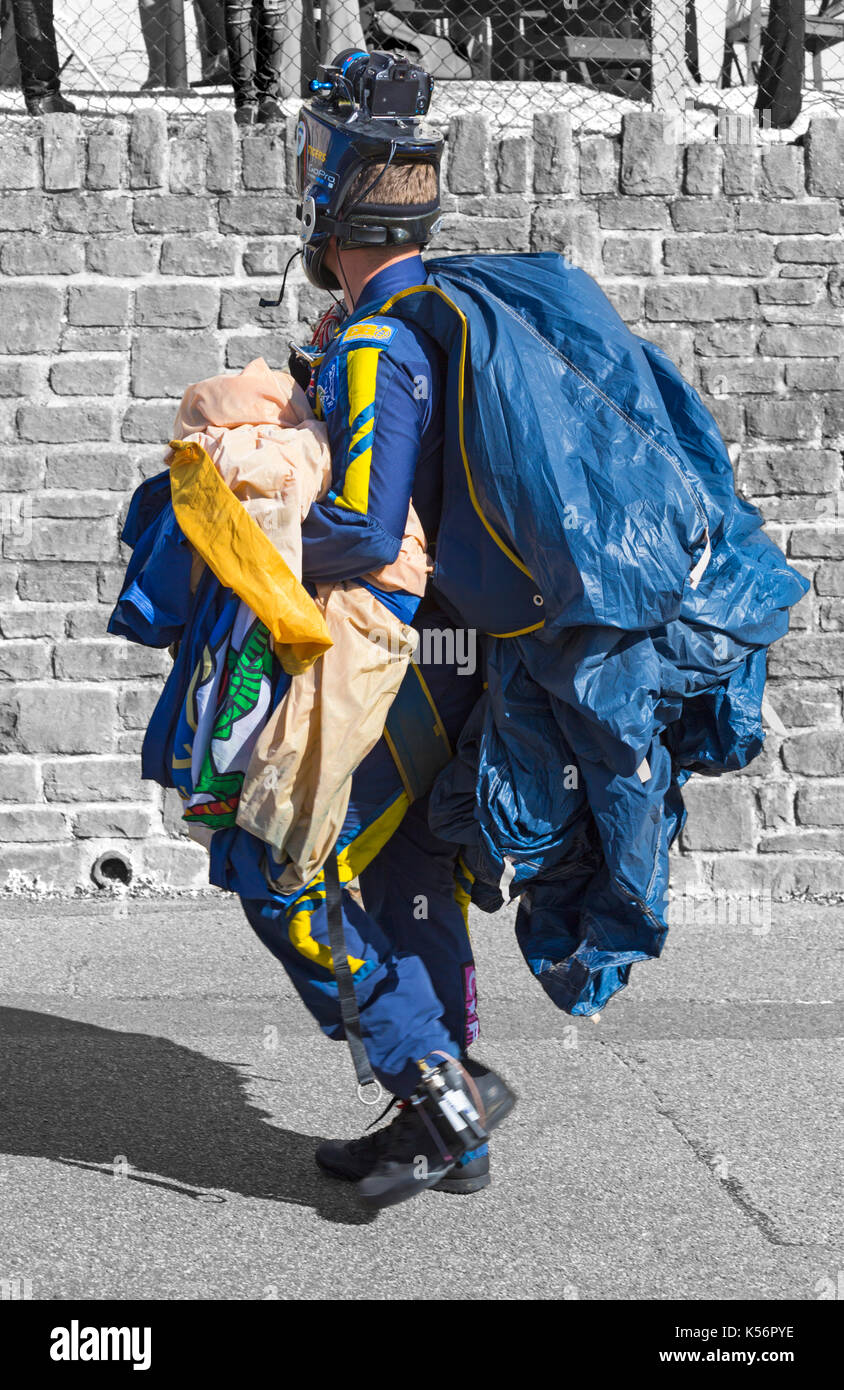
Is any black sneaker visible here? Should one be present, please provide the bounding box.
[316,1104,490,1195]
[257,96,284,125]
[357,1058,516,1210]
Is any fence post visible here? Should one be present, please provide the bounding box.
[651,0,687,110]
[165,0,189,92]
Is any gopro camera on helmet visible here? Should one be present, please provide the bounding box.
[293,47,444,292]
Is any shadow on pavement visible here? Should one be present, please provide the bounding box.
[0,1007,375,1226]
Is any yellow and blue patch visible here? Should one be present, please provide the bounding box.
[341,321,396,346]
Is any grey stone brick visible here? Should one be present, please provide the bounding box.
[497,136,529,193]
[15,684,117,754]
[53,640,168,681]
[448,114,488,194]
[61,328,130,354]
[796,784,844,827]
[621,113,680,195]
[602,282,644,324]
[531,207,601,274]
[663,234,773,277]
[0,806,68,841]
[72,805,157,838]
[602,234,656,276]
[161,236,237,276]
[756,278,822,305]
[86,237,159,276]
[218,194,298,235]
[16,405,114,445]
[50,358,122,396]
[86,126,127,190]
[0,235,83,275]
[67,285,131,327]
[745,399,819,440]
[683,142,722,196]
[722,143,757,196]
[759,324,842,356]
[0,192,48,231]
[135,284,219,328]
[737,448,839,494]
[0,284,63,353]
[0,757,40,802]
[597,197,670,230]
[0,362,42,396]
[0,133,39,189]
[16,561,99,603]
[701,359,783,397]
[241,130,286,189]
[760,144,804,198]
[0,641,52,680]
[169,135,205,194]
[782,730,844,776]
[645,281,755,321]
[52,194,132,234]
[681,781,756,851]
[670,198,735,233]
[241,237,300,277]
[737,201,839,234]
[533,113,573,194]
[775,236,844,265]
[768,634,844,678]
[768,679,840,726]
[4,515,116,563]
[224,332,292,370]
[130,332,223,397]
[441,215,526,253]
[133,195,211,234]
[129,110,168,189]
[206,111,237,192]
[121,402,179,443]
[42,113,82,191]
[785,360,844,392]
[806,116,844,196]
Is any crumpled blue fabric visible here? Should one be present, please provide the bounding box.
[423,253,809,1014]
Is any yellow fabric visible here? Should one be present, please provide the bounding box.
[168,438,332,674]
[287,882,366,975]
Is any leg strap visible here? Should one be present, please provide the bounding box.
[323,853,382,1104]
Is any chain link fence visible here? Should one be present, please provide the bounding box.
[1,1,843,130]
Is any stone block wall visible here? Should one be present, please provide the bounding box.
[0,110,842,896]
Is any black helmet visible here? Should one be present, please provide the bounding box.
[295,49,444,291]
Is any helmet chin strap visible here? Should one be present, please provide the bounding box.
[334,242,356,311]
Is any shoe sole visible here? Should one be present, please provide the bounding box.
[433,1170,490,1194]
[317,1154,490,1195]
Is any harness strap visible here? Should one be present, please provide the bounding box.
[323,853,381,1102]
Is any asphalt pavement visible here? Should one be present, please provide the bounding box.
[0,894,841,1300]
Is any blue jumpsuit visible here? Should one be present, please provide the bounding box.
[239,256,483,1099]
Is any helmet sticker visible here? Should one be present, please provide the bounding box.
[295,120,306,157]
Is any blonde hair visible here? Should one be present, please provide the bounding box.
[346,160,438,208]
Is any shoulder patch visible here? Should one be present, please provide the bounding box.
[341,321,396,347]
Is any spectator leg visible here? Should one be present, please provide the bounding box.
[138,0,169,88]
[224,0,258,105]
[256,0,302,101]
[193,0,228,79]
[10,0,61,100]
